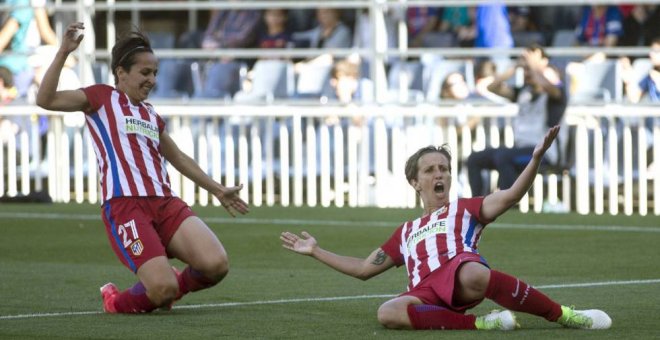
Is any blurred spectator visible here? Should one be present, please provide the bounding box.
[201,8,261,49]
[474,2,513,49]
[0,65,17,105]
[467,45,567,196]
[27,0,58,48]
[292,8,351,49]
[0,0,34,97]
[474,59,505,103]
[508,6,536,33]
[257,8,292,50]
[0,66,19,144]
[440,72,471,101]
[619,5,660,48]
[576,5,623,47]
[406,7,440,48]
[438,6,475,47]
[353,8,397,64]
[620,38,660,103]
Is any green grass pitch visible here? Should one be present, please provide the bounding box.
[0,203,659,339]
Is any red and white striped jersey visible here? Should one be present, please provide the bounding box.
[82,84,173,202]
[381,197,489,290]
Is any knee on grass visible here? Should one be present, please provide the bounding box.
[147,280,180,306]
[377,303,410,329]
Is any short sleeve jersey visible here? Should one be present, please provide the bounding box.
[380,197,490,290]
[82,84,174,202]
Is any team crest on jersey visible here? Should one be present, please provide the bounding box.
[130,240,144,256]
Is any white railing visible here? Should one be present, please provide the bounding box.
[1,103,658,215]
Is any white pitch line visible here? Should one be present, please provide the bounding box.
[1,278,659,321]
[1,212,659,233]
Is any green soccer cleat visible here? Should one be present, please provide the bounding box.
[475,310,518,331]
[557,306,612,330]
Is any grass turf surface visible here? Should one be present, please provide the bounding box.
[0,203,659,339]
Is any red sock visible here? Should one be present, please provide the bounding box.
[485,270,562,321]
[177,266,217,296]
[406,304,477,330]
[113,282,157,313]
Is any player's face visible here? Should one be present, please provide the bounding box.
[411,152,452,206]
[116,52,158,104]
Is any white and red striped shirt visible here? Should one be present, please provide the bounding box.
[381,197,490,290]
[82,84,173,202]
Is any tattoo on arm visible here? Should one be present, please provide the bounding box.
[371,250,387,265]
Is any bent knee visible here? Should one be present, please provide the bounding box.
[377,304,410,329]
[197,255,229,281]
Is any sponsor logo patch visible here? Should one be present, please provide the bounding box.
[406,219,447,252]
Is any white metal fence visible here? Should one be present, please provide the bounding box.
[1,103,658,215]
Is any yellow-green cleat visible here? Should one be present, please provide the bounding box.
[557,305,612,330]
[475,310,518,331]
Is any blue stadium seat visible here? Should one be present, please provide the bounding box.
[196,61,243,99]
[152,59,194,99]
[387,61,424,102]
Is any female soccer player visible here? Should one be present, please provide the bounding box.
[37,22,249,313]
[281,125,612,331]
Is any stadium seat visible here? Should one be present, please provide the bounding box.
[551,29,578,47]
[568,60,618,103]
[387,61,424,102]
[152,59,194,99]
[294,63,333,99]
[145,31,176,49]
[512,31,546,47]
[630,58,652,86]
[234,60,293,102]
[196,61,243,99]
[421,32,456,48]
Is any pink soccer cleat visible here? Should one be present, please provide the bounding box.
[100,283,119,314]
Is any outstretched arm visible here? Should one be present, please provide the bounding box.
[480,125,560,221]
[36,22,89,112]
[160,131,249,217]
[280,231,395,281]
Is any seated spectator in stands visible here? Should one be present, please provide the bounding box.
[257,8,292,50]
[438,72,481,130]
[0,66,17,105]
[619,5,660,48]
[0,0,34,98]
[621,38,660,104]
[407,7,440,48]
[438,6,475,47]
[467,44,567,196]
[201,8,262,50]
[576,5,623,48]
[475,2,513,49]
[292,8,351,49]
[0,66,19,143]
[508,6,537,33]
[474,59,508,103]
[353,8,397,63]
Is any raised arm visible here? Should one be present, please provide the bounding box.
[480,125,560,221]
[36,22,89,112]
[280,231,395,280]
[159,131,249,217]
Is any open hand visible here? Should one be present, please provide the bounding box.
[533,125,560,160]
[60,22,84,54]
[215,184,249,217]
[280,231,317,256]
